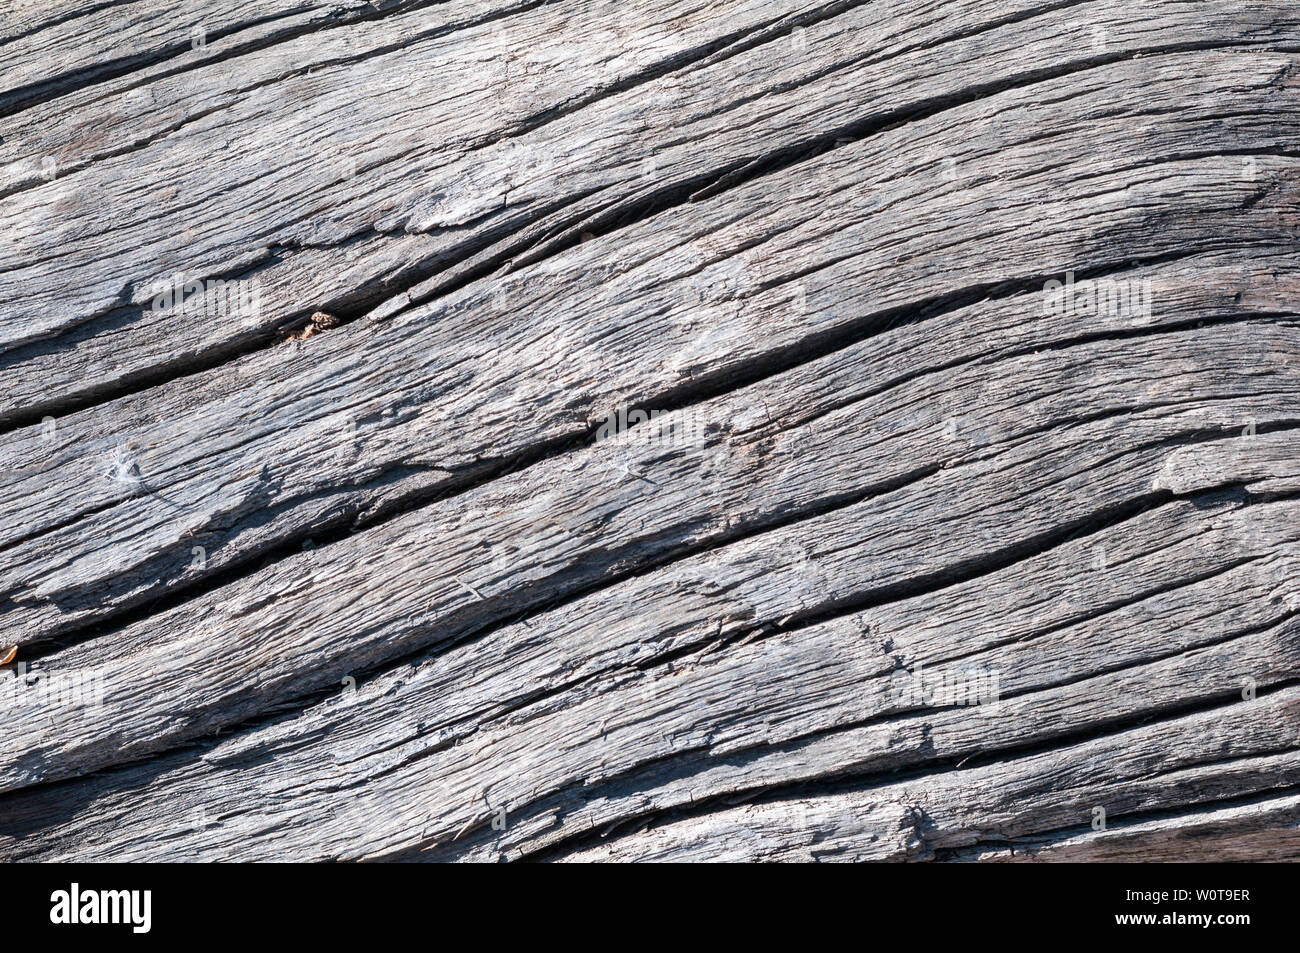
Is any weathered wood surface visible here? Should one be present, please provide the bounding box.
[0,0,1298,861]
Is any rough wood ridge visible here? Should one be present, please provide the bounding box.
[0,0,1298,862]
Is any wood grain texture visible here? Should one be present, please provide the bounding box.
[1,0,1298,862]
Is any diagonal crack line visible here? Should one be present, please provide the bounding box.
[80,457,1265,834]
[0,254,1190,592]
[1,0,869,200]
[668,0,878,78]
[933,785,1300,860]
[936,554,1276,673]
[523,669,1300,863]
[499,414,1300,717]
[669,0,1099,143]
[516,607,1298,859]
[5,39,1290,431]
[0,4,314,117]
[8,394,1278,798]
[0,185,606,435]
[381,44,1300,325]
[0,99,256,203]
[0,0,482,121]
[0,0,561,201]
[0,0,142,50]
[492,0,876,151]
[584,455,1300,723]
[315,581,1295,852]
[11,250,1294,662]
[287,415,1300,737]
[767,306,1300,442]
[1,472,1293,843]
[334,495,1290,808]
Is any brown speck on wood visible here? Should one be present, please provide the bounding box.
[0,646,16,666]
[285,312,341,341]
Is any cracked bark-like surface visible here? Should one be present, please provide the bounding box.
[1,0,1298,862]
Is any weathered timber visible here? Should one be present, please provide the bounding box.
[0,0,1298,862]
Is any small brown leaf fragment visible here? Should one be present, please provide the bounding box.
[0,646,16,666]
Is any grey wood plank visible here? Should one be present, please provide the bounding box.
[2,391,1298,854]
[941,791,1300,862]
[556,717,1300,863]
[4,280,1298,790]
[2,0,1299,863]
[4,593,1297,858]
[3,49,1296,649]
[1,0,1295,424]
